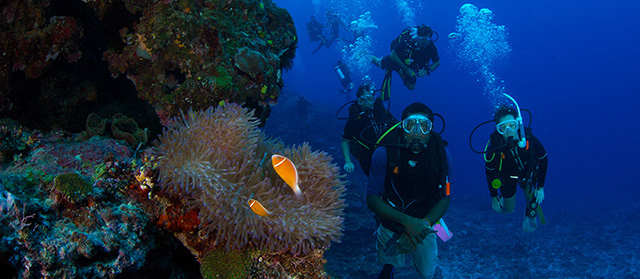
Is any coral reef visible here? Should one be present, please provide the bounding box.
[110,113,148,147]
[235,46,268,75]
[79,113,107,140]
[156,103,345,276]
[2,0,294,134]
[0,2,83,86]
[52,172,93,204]
[102,0,297,123]
[76,112,149,147]
[0,132,163,278]
[199,248,252,279]
[0,0,84,115]
[0,118,40,163]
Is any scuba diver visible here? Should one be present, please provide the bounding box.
[335,60,355,94]
[307,16,329,54]
[470,94,548,232]
[308,10,344,55]
[296,96,312,124]
[370,24,440,101]
[366,102,451,279]
[340,84,395,176]
[325,8,343,45]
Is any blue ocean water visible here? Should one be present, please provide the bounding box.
[266,0,640,278]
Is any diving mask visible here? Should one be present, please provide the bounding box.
[417,36,432,47]
[357,93,375,106]
[496,119,518,135]
[402,115,432,135]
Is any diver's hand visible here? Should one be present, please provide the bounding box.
[534,188,545,204]
[401,67,416,78]
[417,69,430,77]
[396,233,417,254]
[492,196,503,213]
[402,217,435,246]
[343,162,354,173]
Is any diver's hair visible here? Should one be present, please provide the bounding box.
[356,85,374,98]
[494,105,518,122]
[402,102,433,121]
[417,24,433,37]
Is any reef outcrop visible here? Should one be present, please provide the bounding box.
[1,0,296,132]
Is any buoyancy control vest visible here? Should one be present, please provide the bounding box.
[381,131,450,233]
[346,99,396,159]
[390,27,414,51]
[487,127,538,181]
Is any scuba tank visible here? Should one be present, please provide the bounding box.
[335,60,354,92]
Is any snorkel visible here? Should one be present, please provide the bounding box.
[502,93,527,148]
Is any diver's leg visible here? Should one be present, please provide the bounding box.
[502,195,515,213]
[522,186,538,232]
[370,55,383,68]
[412,233,437,279]
[500,179,517,214]
[397,69,417,90]
[376,225,404,271]
[311,42,325,54]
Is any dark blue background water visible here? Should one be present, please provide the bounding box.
[274,0,640,210]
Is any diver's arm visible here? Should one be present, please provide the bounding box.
[536,155,548,188]
[367,195,411,226]
[533,137,548,188]
[428,60,440,72]
[341,139,352,165]
[367,195,432,244]
[422,196,450,226]
[389,51,413,76]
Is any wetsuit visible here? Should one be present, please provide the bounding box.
[342,98,395,176]
[381,31,440,85]
[485,129,548,199]
[366,132,451,278]
[307,20,324,42]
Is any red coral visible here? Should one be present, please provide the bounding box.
[156,203,200,232]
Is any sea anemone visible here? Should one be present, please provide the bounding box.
[156,104,345,255]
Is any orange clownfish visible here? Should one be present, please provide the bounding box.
[248,199,272,216]
[271,154,303,199]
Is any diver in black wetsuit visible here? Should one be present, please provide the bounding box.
[484,105,548,232]
[307,16,328,54]
[341,85,396,176]
[371,24,440,100]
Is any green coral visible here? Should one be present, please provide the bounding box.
[213,66,233,91]
[77,113,107,141]
[53,173,93,202]
[199,248,251,279]
[111,113,148,147]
